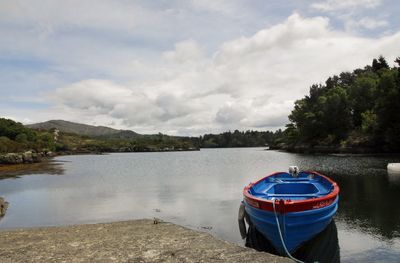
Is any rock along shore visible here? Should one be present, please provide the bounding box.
[0,219,290,263]
[0,151,45,165]
[0,197,8,218]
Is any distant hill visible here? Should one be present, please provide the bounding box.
[26,120,140,139]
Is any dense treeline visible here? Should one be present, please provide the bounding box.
[275,56,400,153]
[200,130,279,148]
[66,134,200,153]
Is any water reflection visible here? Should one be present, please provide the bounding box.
[388,172,400,185]
[333,171,400,239]
[246,219,340,263]
[0,159,65,179]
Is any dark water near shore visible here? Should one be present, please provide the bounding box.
[0,148,399,262]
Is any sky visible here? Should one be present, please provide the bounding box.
[1,0,400,136]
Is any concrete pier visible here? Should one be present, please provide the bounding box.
[0,219,291,262]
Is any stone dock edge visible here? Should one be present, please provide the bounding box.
[0,219,291,263]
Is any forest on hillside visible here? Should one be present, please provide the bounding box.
[274,56,400,153]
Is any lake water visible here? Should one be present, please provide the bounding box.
[0,148,399,262]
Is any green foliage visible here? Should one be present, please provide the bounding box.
[0,118,57,153]
[0,118,41,153]
[361,110,377,134]
[36,133,56,152]
[282,56,400,152]
[0,136,25,153]
[15,133,28,143]
[372,55,389,72]
[349,72,378,126]
[373,68,400,150]
[0,118,36,141]
[200,130,277,148]
[52,132,199,153]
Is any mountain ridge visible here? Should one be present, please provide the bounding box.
[26,120,140,139]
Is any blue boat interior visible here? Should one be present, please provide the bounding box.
[249,172,334,201]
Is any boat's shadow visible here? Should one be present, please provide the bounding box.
[245,219,340,263]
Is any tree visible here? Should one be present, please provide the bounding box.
[373,69,400,150]
[15,133,28,143]
[395,57,400,67]
[284,55,399,151]
[348,72,378,127]
[378,55,389,69]
[372,55,389,72]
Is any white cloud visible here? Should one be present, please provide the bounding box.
[52,80,133,112]
[215,103,247,124]
[311,0,382,12]
[163,40,204,63]
[345,17,389,31]
[35,13,400,136]
[217,14,332,61]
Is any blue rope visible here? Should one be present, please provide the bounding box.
[271,198,304,263]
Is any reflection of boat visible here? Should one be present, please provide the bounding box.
[388,172,400,185]
[240,167,339,257]
[388,163,400,185]
[246,219,340,263]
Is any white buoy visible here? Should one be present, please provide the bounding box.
[289,166,299,175]
[387,163,400,174]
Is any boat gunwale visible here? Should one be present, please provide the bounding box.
[243,171,340,213]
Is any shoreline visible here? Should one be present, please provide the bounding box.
[0,219,290,263]
[0,148,200,166]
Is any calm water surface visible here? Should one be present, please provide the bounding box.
[0,148,399,262]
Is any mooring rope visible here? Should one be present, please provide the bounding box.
[271,198,304,263]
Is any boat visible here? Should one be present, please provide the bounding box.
[239,166,339,257]
[388,163,400,185]
[388,163,400,174]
